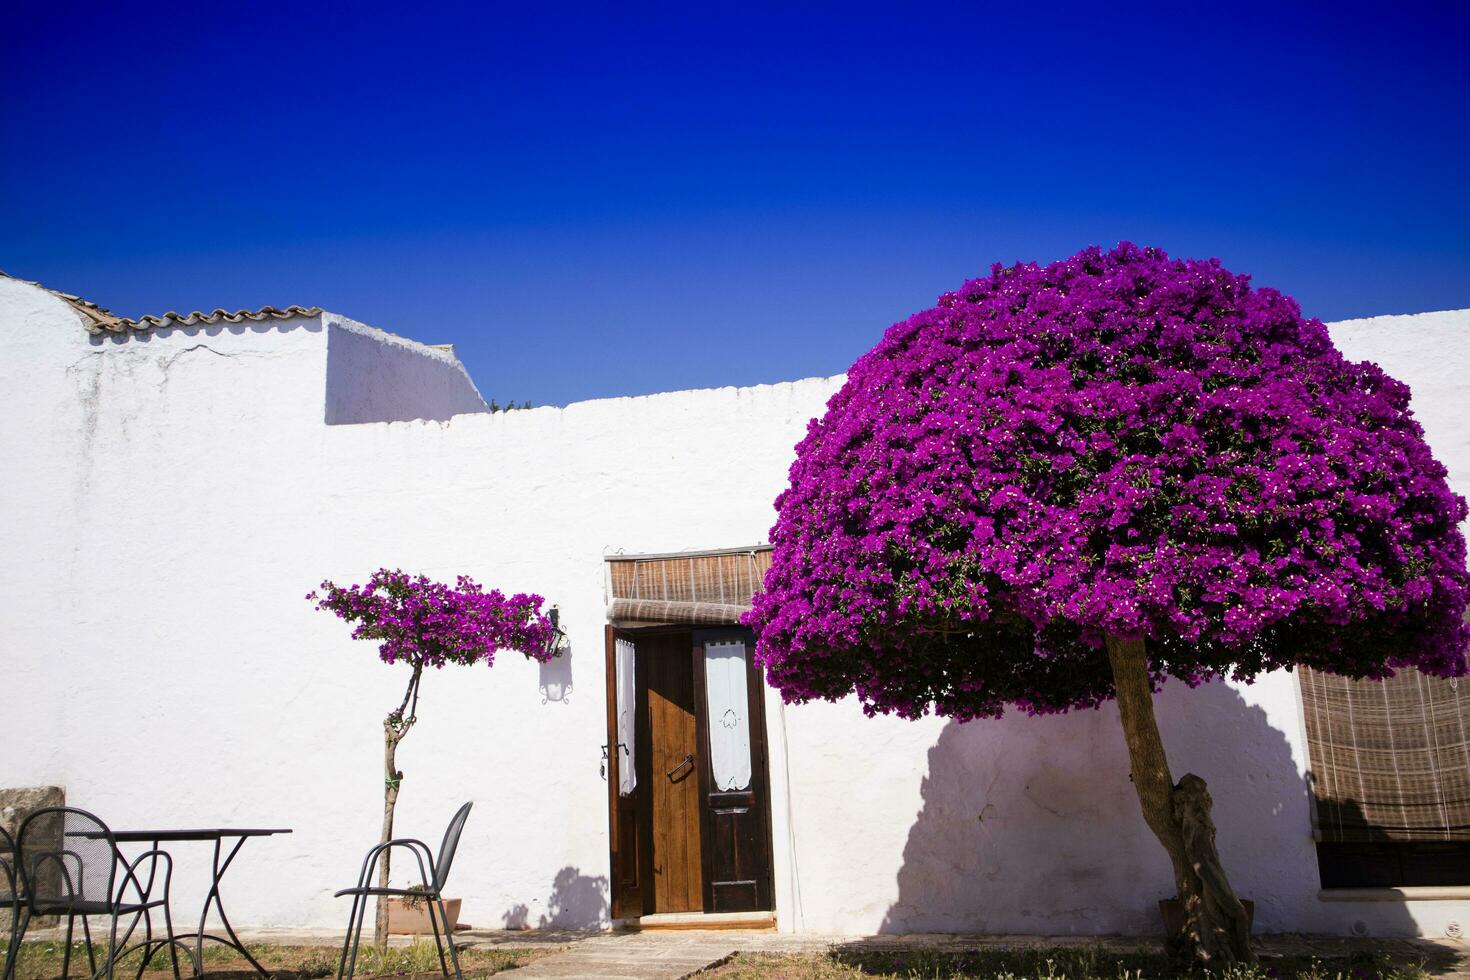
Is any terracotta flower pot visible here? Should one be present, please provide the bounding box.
[386,896,462,935]
[1158,897,1253,939]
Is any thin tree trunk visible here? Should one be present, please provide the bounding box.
[375,666,421,952]
[1104,635,1255,965]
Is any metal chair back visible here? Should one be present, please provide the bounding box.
[432,803,472,893]
[1,826,15,980]
[17,807,116,910]
[0,825,15,898]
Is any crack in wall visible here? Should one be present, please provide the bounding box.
[161,343,234,369]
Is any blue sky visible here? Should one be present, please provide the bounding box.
[4,2,1467,406]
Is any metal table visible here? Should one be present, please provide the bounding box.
[110,828,292,978]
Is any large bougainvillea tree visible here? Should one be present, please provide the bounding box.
[310,569,556,949]
[746,243,1470,963]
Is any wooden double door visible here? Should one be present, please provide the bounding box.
[604,625,775,918]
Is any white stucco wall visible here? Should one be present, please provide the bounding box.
[3,277,1468,940]
[324,316,487,423]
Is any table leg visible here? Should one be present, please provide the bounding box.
[178,837,273,980]
[110,838,194,980]
[191,839,216,975]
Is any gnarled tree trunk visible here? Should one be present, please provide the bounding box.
[1105,635,1255,965]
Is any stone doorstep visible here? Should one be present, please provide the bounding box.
[620,911,777,932]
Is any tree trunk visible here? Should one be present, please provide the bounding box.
[1104,635,1255,965]
[374,666,421,952]
[375,721,402,951]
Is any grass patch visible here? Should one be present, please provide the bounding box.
[700,946,1437,980]
[8,939,551,979]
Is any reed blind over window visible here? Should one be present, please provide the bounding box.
[1299,665,1470,842]
[605,546,772,626]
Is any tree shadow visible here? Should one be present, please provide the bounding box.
[501,866,609,930]
[877,676,1420,939]
[827,936,1463,980]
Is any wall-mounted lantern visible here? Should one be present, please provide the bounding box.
[539,606,572,704]
[544,606,568,659]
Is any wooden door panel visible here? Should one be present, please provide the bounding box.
[605,627,641,919]
[693,628,775,913]
[707,792,761,911]
[644,632,704,913]
[615,808,640,907]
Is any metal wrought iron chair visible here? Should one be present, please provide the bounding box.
[15,807,187,980]
[2,826,20,980]
[334,802,472,980]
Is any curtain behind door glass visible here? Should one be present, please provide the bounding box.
[704,639,753,791]
[615,637,637,796]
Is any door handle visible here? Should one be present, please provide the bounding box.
[600,743,631,780]
[666,753,695,780]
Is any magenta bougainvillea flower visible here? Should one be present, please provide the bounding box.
[308,568,556,669]
[745,243,1470,719]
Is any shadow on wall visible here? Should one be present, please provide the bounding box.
[878,677,1417,937]
[538,647,574,705]
[502,866,609,930]
[87,320,322,349]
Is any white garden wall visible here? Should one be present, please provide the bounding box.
[2,275,1467,939]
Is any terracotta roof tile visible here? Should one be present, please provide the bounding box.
[128,306,323,329]
[1,270,320,334]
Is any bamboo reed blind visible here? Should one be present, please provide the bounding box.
[605,547,772,626]
[1300,665,1470,842]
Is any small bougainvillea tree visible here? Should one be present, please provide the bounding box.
[309,569,556,949]
[746,243,1470,963]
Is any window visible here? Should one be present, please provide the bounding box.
[615,637,637,797]
[703,639,753,792]
[1317,841,1470,889]
[1299,666,1470,888]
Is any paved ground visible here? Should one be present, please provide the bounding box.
[216,927,822,977]
[476,929,829,979]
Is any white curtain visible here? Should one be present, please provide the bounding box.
[615,638,637,796]
[704,639,753,792]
